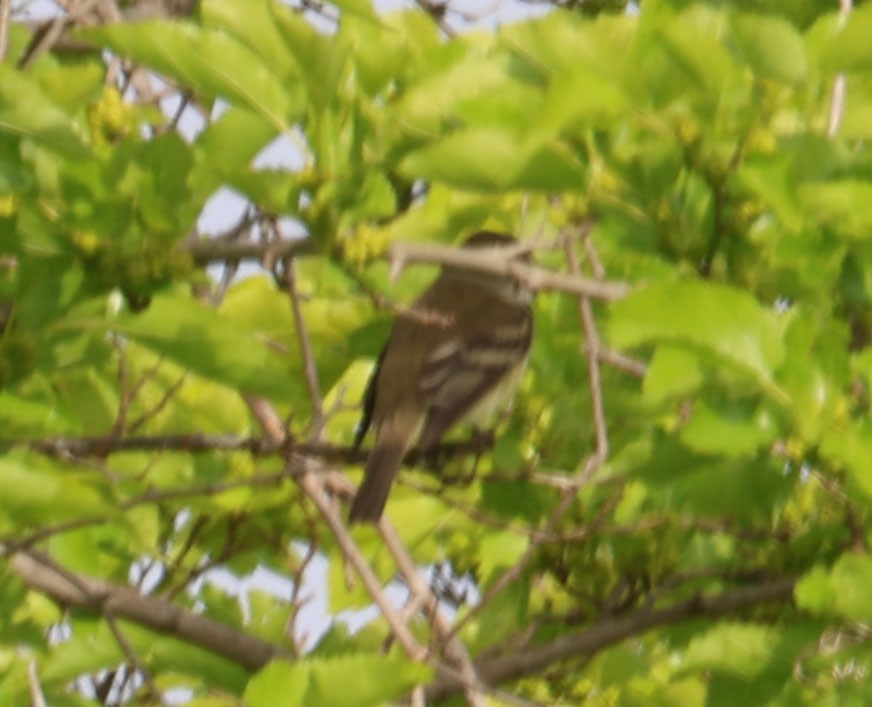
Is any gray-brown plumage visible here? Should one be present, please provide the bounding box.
[349,231,533,523]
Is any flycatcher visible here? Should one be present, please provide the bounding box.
[348,231,534,522]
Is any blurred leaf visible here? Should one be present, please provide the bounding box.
[0,65,89,157]
[736,155,804,232]
[201,0,301,80]
[393,51,515,135]
[535,66,627,139]
[801,180,872,238]
[733,13,808,84]
[0,452,110,526]
[117,292,295,400]
[608,281,786,391]
[478,528,529,582]
[643,346,704,405]
[80,22,300,132]
[655,9,738,102]
[683,623,777,678]
[328,0,381,24]
[794,565,837,615]
[194,106,277,180]
[680,401,776,456]
[270,4,347,112]
[818,5,872,73]
[400,128,585,190]
[820,419,872,500]
[246,655,432,707]
[830,553,872,622]
[41,618,124,685]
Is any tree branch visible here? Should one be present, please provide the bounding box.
[8,551,281,672]
[12,432,494,469]
[186,237,312,267]
[426,575,796,701]
[389,241,631,301]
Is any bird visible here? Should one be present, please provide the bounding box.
[348,230,534,522]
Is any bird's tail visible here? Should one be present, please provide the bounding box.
[348,414,419,523]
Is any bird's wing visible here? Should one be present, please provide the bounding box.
[353,344,386,449]
[417,311,532,449]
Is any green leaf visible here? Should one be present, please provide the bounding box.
[41,618,124,684]
[0,154,30,192]
[191,106,285,203]
[732,13,808,85]
[226,169,301,215]
[0,452,110,526]
[468,574,529,653]
[801,180,872,239]
[820,419,872,500]
[399,128,585,191]
[818,4,872,73]
[195,106,277,173]
[200,0,301,81]
[626,436,789,521]
[31,54,106,114]
[0,65,89,157]
[270,4,347,112]
[535,65,628,139]
[340,9,438,95]
[247,589,293,644]
[247,661,307,707]
[117,292,295,400]
[246,655,432,707]
[0,391,73,436]
[683,623,777,678]
[794,565,837,615]
[830,553,872,622]
[607,281,786,392]
[501,10,635,78]
[478,529,529,582]
[680,401,775,456]
[328,0,381,24]
[776,309,849,444]
[79,22,299,132]
[388,49,507,142]
[110,132,197,235]
[736,155,803,232]
[49,525,129,578]
[643,345,704,405]
[654,9,738,102]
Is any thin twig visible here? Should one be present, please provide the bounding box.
[111,336,132,436]
[127,372,188,433]
[18,0,102,69]
[827,0,853,138]
[244,394,483,691]
[244,397,429,659]
[14,432,495,472]
[390,241,631,301]
[567,230,608,460]
[447,224,612,641]
[426,575,797,701]
[380,521,488,706]
[26,655,48,707]
[288,535,319,654]
[277,245,325,435]
[298,463,429,662]
[1,471,287,552]
[594,345,647,377]
[104,613,166,705]
[413,0,456,37]
[0,0,12,62]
